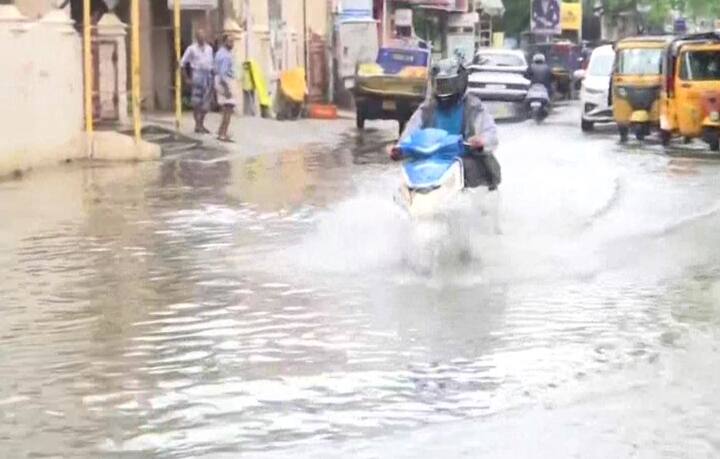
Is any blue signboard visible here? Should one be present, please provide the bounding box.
[674,18,687,34]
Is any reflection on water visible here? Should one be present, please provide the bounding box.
[1,120,720,458]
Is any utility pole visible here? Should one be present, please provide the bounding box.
[244,0,251,60]
[303,0,308,82]
[130,0,141,143]
[382,0,388,45]
[174,0,181,132]
[82,0,93,154]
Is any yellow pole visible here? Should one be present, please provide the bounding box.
[131,0,142,143]
[82,0,93,153]
[174,0,182,132]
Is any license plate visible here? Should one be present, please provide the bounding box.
[486,84,506,90]
[382,100,397,110]
[530,101,541,108]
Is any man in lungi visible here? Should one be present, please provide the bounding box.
[181,29,214,134]
[214,34,238,143]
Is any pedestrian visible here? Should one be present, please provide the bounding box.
[214,34,238,143]
[180,28,214,134]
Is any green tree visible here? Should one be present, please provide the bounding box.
[605,0,720,22]
[502,0,531,36]
[683,0,720,17]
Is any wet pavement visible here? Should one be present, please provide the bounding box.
[1,104,720,458]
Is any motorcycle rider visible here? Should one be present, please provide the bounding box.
[526,53,553,98]
[390,59,501,190]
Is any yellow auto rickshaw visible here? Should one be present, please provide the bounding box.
[660,32,720,151]
[612,36,674,142]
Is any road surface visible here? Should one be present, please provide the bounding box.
[1,103,719,458]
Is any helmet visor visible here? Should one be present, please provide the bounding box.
[433,75,464,98]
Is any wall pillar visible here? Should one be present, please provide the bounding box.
[0,2,28,32]
[97,11,129,124]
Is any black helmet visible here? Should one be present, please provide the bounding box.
[431,59,468,107]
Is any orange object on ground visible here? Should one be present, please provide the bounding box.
[308,104,338,120]
[279,68,307,103]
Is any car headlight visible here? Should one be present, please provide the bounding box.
[616,87,628,98]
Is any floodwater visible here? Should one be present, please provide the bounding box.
[1,105,720,458]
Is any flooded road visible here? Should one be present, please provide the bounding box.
[2,104,720,458]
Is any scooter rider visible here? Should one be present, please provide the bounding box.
[526,53,553,98]
[390,59,501,190]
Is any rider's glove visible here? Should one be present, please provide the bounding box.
[389,146,403,161]
[467,136,484,151]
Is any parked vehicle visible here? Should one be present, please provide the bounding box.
[468,49,530,120]
[526,83,550,123]
[334,15,380,103]
[660,32,720,151]
[612,36,673,142]
[352,46,430,134]
[576,44,615,131]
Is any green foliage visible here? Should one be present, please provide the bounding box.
[605,0,720,19]
[501,0,719,37]
[502,0,531,36]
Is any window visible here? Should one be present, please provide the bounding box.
[680,50,720,81]
[473,53,525,67]
[616,48,663,75]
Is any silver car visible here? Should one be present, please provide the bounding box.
[467,49,531,119]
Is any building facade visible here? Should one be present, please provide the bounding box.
[10,0,330,112]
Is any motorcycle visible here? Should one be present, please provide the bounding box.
[394,128,470,219]
[393,128,499,269]
[526,83,550,124]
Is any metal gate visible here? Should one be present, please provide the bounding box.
[93,38,121,122]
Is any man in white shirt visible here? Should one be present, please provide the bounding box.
[181,29,215,134]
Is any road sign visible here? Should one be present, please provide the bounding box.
[674,18,687,34]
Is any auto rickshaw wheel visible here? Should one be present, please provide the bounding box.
[619,126,629,143]
[356,111,365,130]
[709,136,720,152]
[634,124,649,141]
[660,130,672,147]
[581,119,594,132]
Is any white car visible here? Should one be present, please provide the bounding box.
[576,45,615,132]
[468,49,530,119]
